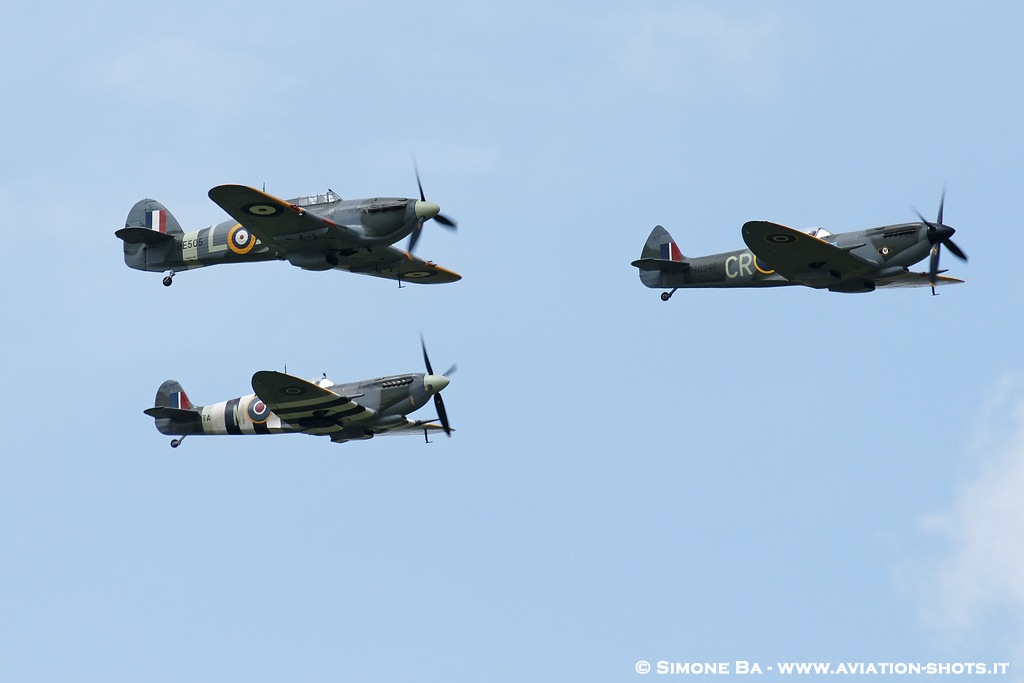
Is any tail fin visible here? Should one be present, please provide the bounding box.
[124,199,184,236]
[631,226,690,289]
[639,225,686,263]
[153,379,192,410]
[144,380,202,436]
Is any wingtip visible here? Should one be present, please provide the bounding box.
[208,184,283,202]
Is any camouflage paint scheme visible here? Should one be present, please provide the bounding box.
[145,366,454,446]
[633,200,966,299]
[116,185,459,286]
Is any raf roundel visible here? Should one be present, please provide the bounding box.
[766,233,797,244]
[242,202,283,217]
[247,397,271,424]
[281,386,306,396]
[228,224,256,254]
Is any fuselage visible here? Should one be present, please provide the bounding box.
[648,222,934,291]
[122,193,423,274]
[153,372,434,439]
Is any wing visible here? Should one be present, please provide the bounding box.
[742,221,875,287]
[208,184,360,253]
[378,420,452,436]
[335,245,462,284]
[328,420,451,443]
[876,271,964,288]
[251,371,375,437]
[208,185,459,282]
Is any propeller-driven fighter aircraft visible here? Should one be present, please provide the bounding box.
[633,194,966,299]
[117,173,459,286]
[145,340,456,447]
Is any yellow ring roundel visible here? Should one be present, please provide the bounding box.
[228,224,256,254]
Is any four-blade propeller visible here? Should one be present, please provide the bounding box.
[408,165,458,254]
[914,190,967,295]
[421,336,456,437]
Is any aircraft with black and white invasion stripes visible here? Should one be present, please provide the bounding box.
[145,340,456,447]
[116,172,459,287]
[633,193,966,299]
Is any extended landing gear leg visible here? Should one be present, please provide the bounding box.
[162,270,176,287]
[170,435,186,448]
[660,288,677,302]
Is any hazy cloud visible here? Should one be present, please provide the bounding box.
[597,7,787,96]
[93,38,277,110]
[919,376,1024,637]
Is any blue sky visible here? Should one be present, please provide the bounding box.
[2,1,1023,680]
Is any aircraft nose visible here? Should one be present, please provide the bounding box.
[424,374,450,393]
[415,200,441,220]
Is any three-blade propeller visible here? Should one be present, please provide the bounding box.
[408,166,458,254]
[914,190,967,294]
[421,336,456,437]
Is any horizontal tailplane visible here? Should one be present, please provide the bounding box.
[115,227,175,245]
